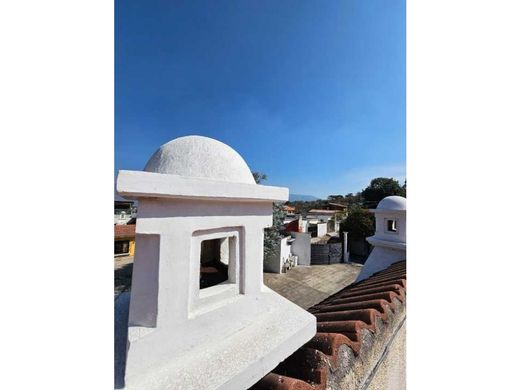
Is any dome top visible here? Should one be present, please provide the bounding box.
[376,196,406,211]
[144,135,255,184]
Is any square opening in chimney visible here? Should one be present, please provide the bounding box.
[386,219,398,233]
[199,238,230,289]
[191,228,241,312]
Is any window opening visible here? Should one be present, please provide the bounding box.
[115,240,130,254]
[386,219,397,233]
[199,238,229,289]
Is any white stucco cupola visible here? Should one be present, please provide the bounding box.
[369,195,406,247]
[356,195,407,282]
[116,135,316,390]
[143,135,257,184]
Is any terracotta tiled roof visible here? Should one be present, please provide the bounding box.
[251,260,406,390]
[307,209,337,214]
[114,224,136,239]
[327,202,348,208]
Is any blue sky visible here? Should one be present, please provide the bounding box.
[115,0,405,198]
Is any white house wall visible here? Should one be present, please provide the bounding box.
[316,222,327,237]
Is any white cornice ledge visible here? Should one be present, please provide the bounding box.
[117,170,289,202]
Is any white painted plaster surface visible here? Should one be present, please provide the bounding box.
[299,218,308,233]
[280,236,292,267]
[116,136,316,389]
[356,246,406,281]
[290,232,311,266]
[343,232,349,261]
[316,222,327,237]
[124,288,315,390]
[375,195,406,211]
[144,135,255,184]
[307,213,334,221]
[264,236,293,273]
[357,196,406,282]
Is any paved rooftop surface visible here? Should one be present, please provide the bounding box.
[114,256,134,298]
[263,263,361,309]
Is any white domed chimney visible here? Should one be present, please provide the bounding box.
[356,196,406,282]
[116,135,316,390]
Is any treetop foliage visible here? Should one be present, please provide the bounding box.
[264,202,287,260]
[339,206,375,239]
[360,177,406,208]
[252,171,267,184]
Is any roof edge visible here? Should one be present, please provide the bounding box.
[117,170,289,203]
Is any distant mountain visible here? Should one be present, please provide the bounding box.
[289,194,320,202]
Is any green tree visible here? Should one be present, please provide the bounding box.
[251,171,287,260]
[252,171,267,184]
[264,202,286,260]
[361,177,406,207]
[339,207,375,239]
[343,192,363,209]
[328,195,345,202]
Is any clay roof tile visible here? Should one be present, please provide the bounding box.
[251,260,406,390]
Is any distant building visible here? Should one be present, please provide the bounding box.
[114,224,136,257]
[282,205,296,214]
[307,209,337,221]
[284,217,300,233]
[307,209,340,234]
[114,200,137,225]
[325,202,348,211]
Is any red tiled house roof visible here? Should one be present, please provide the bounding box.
[251,260,406,390]
[326,203,348,209]
[307,209,337,214]
[114,224,136,239]
[284,219,300,233]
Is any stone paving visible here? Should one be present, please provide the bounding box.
[114,256,134,298]
[115,256,362,308]
[263,263,362,309]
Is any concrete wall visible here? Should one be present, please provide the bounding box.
[343,232,349,261]
[280,236,292,267]
[365,321,406,390]
[316,222,327,237]
[290,232,311,266]
[299,219,308,233]
[264,236,292,273]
